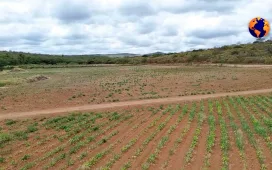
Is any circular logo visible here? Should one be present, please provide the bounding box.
[248,17,270,38]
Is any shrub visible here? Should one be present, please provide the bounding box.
[26,125,38,133]
[5,119,17,126]
[0,133,12,145]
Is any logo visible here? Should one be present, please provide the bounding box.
[248,17,270,38]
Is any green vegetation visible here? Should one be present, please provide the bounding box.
[0,40,272,70]
[229,97,267,169]
[203,100,216,169]
[216,101,230,170]
[21,154,30,161]
[223,100,247,169]
[185,101,205,164]
[1,94,272,169]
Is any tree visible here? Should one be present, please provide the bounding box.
[0,58,7,71]
[18,53,25,64]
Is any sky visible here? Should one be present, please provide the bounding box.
[0,0,271,55]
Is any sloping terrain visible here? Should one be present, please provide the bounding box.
[0,40,272,68]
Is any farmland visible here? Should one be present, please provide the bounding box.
[0,63,272,170]
[1,65,272,113]
[0,94,272,169]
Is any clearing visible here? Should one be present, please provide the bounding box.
[1,64,272,113]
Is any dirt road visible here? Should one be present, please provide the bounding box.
[1,88,272,120]
[204,64,272,68]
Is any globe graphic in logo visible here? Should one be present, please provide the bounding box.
[248,17,270,38]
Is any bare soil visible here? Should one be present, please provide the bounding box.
[0,65,272,113]
[1,88,272,120]
[0,94,272,170]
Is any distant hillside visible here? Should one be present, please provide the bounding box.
[0,40,272,70]
[141,40,272,64]
[66,53,139,57]
[98,53,139,57]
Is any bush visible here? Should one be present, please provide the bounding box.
[226,56,240,63]
[0,58,7,71]
[231,50,239,55]
[0,41,272,66]
[0,133,12,145]
[265,58,272,64]
[5,119,17,126]
[13,131,28,140]
[26,125,38,133]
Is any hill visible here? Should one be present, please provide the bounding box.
[0,40,272,70]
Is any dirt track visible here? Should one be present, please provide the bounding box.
[203,64,272,68]
[1,88,272,120]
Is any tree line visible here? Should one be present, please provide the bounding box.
[1,40,272,70]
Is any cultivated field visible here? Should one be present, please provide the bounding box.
[0,94,272,169]
[1,65,272,113]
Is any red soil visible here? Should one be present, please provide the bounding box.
[1,94,272,170]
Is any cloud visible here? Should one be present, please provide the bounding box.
[187,28,240,39]
[51,0,92,23]
[0,0,271,54]
[118,1,156,17]
[136,18,158,34]
[157,0,241,14]
[161,26,179,36]
[119,34,153,47]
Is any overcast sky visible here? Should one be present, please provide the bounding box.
[0,0,271,55]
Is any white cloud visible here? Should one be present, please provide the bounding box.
[0,0,271,54]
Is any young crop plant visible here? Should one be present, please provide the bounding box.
[121,138,137,153]
[21,154,31,161]
[250,97,272,117]
[184,101,205,165]
[20,111,133,169]
[69,133,84,145]
[83,106,170,168]
[101,106,168,169]
[168,103,195,160]
[189,102,197,121]
[82,112,149,169]
[216,101,229,170]
[67,110,144,168]
[263,96,272,106]
[5,119,17,126]
[258,96,272,110]
[69,118,123,155]
[121,161,131,170]
[203,100,216,169]
[228,97,267,170]
[140,104,186,169]
[97,130,119,145]
[119,105,178,168]
[83,144,113,168]
[43,153,66,169]
[20,162,36,170]
[102,154,121,170]
[247,97,272,132]
[236,97,272,152]
[223,100,247,169]
[142,136,169,169]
